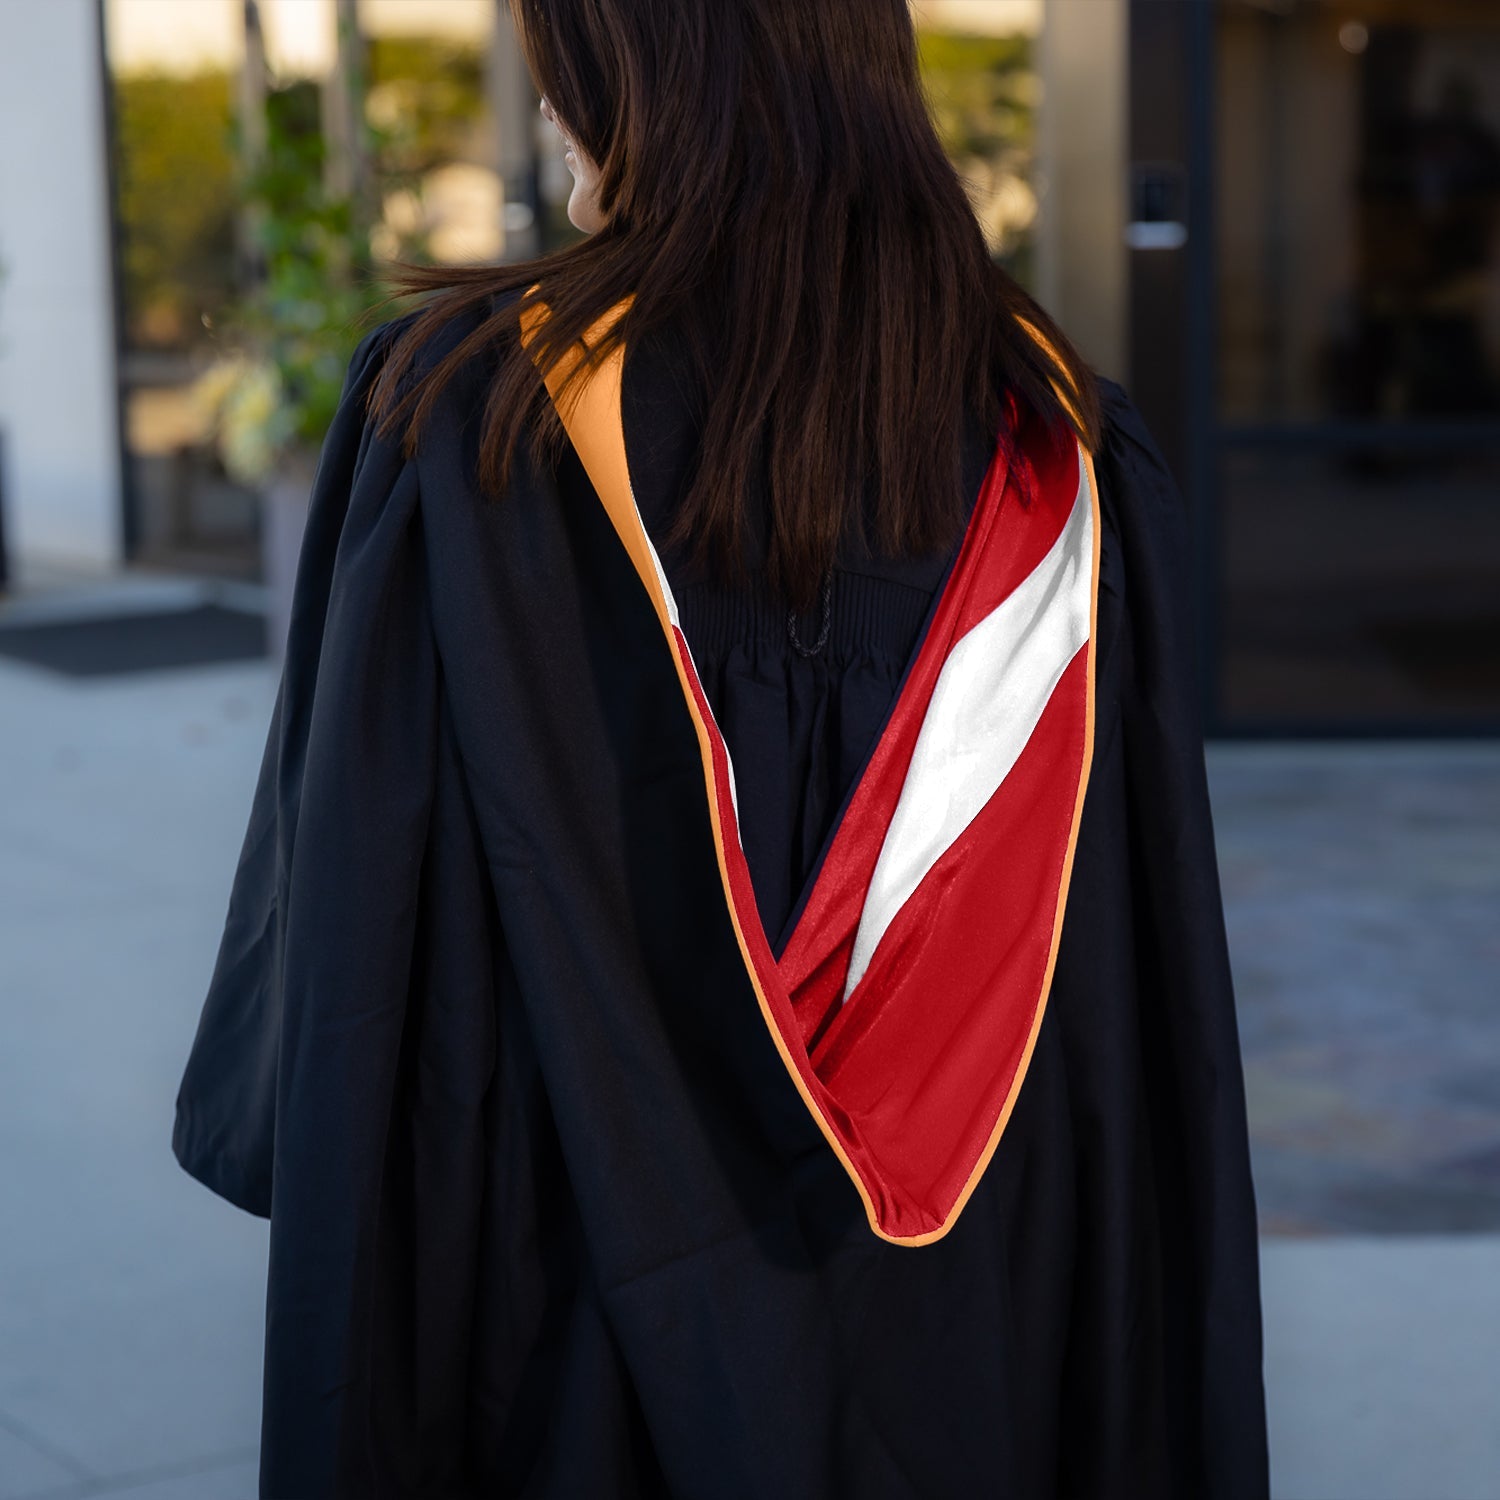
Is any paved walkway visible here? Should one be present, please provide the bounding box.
[1209,742,1500,1235]
[0,651,271,1498]
[1,596,1497,1497]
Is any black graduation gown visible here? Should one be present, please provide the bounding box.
[171,304,1269,1500]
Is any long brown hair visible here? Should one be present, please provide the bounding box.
[365,0,1101,611]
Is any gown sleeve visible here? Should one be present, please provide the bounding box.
[170,314,436,1219]
[1094,377,1270,1495]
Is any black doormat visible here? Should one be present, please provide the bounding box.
[0,603,268,678]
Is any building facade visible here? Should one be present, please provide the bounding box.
[0,0,1495,733]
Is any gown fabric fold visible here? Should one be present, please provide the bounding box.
[172,304,1269,1500]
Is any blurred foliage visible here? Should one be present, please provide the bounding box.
[112,36,485,360]
[916,27,1039,283]
[119,28,499,481]
[201,57,430,483]
[917,30,1034,157]
[112,70,238,349]
[225,77,382,469]
[366,36,487,178]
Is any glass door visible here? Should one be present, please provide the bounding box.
[1214,0,1500,731]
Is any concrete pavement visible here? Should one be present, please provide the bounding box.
[1,603,1497,1498]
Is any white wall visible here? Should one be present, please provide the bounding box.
[0,0,124,579]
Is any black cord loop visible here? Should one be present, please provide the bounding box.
[786,567,834,658]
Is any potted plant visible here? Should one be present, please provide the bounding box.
[193,67,428,660]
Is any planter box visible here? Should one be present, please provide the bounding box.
[260,458,316,664]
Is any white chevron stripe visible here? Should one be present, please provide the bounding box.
[840,447,1094,1002]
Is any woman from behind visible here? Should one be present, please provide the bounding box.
[172,0,1269,1494]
